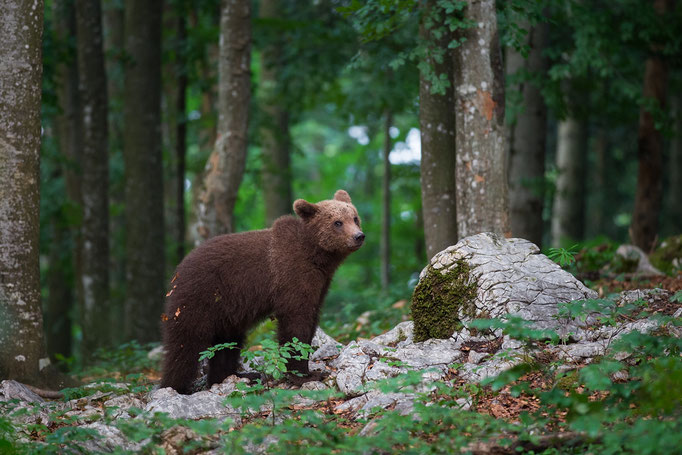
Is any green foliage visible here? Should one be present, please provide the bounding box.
[547,244,579,267]
[80,340,161,379]
[200,338,314,380]
[411,261,478,342]
[198,342,238,362]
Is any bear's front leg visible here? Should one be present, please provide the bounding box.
[276,311,318,377]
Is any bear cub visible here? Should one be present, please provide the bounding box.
[160,190,364,394]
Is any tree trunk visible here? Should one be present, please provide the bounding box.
[630,0,669,253]
[667,95,682,234]
[102,0,124,142]
[507,20,549,247]
[102,0,125,345]
[453,0,509,238]
[123,0,165,342]
[48,0,82,362]
[175,8,188,261]
[0,0,45,382]
[75,0,111,357]
[260,0,292,227]
[381,111,392,290]
[196,0,251,239]
[588,129,609,238]
[419,0,457,260]
[551,118,587,246]
[45,221,73,364]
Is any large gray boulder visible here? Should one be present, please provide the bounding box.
[413,232,597,340]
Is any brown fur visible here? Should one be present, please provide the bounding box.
[160,190,364,394]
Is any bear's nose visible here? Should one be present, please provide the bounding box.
[354,232,365,243]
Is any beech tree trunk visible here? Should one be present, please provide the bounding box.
[0,0,45,382]
[453,0,509,238]
[175,8,188,261]
[551,118,587,246]
[102,0,125,344]
[196,0,251,239]
[419,0,457,261]
[630,0,669,252]
[45,222,73,363]
[260,0,292,227]
[123,0,165,342]
[667,95,682,233]
[507,20,549,247]
[381,111,392,290]
[75,0,111,357]
[47,0,82,362]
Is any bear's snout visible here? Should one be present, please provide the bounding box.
[353,232,365,246]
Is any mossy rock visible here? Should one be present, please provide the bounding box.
[410,260,478,343]
[651,235,682,275]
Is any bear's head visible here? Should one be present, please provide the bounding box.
[294,190,365,254]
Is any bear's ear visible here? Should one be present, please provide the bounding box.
[333,190,352,203]
[294,199,319,219]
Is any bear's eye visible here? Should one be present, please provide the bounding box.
[353,217,359,226]
[334,221,343,228]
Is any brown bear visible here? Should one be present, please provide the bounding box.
[160,190,364,394]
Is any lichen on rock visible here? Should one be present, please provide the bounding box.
[411,260,477,342]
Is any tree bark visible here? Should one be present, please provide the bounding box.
[419,0,457,261]
[381,111,392,290]
[667,95,682,234]
[507,20,548,247]
[102,0,125,345]
[453,0,509,238]
[196,0,251,239]
[51,0,81,363]
[0,0,45,382]
[551,118,587,246]
[175,8,188,262]
[630,0,669,252]
[123,0,165,342]
[260,0,292,227]
[45,220,73,364]
[75,0,111,357]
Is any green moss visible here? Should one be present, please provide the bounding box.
[410,260,478,342]
[651,235,682,275]
[556,370,580,391]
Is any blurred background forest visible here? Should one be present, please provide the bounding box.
[7,0,682,373]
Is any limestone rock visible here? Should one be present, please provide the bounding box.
[0,380,45,403]
[614,244,664,276]
[145,387,241,424]
[415,233,598,339]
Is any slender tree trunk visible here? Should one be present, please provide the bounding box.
[75,0,111,358]
[51,0,82,362]
[45,220,73,364]
[123,0,165,342]
[551,118,587,246]
[507,20,548,247]
[174,7,188,262]
[260,0,292,227]
[381,111,392,290]
[630,0,669,252]
[102,0,124,142]
[102,0,125,345]
[668,95,682,233]
[196,0,251,239]
[0,0,45,382]
[453,0,509,238]
[589,129,609,237]
[419,0,457,260]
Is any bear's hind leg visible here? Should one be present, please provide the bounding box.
[207,335,244,386]
[160,340,204,394]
